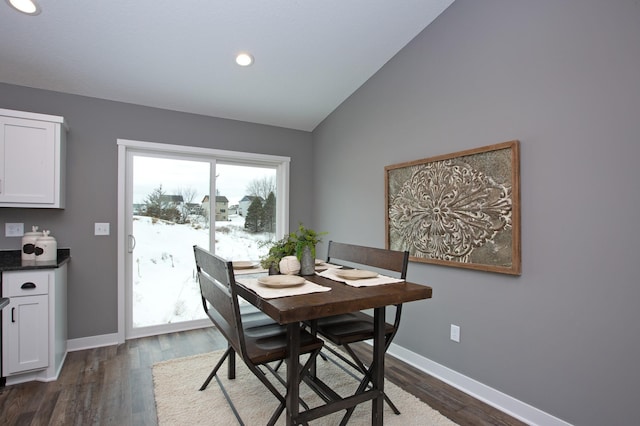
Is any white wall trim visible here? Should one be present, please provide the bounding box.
[67,333,121,352]
[387,342,573,426]
[116,138,290,164]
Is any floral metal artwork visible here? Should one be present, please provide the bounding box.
[385,141,520,275]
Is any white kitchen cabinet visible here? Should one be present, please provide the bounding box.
[2,264,67,384]
[0,108,67,208]
[2,293,48,374]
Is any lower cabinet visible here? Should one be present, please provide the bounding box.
[2,264,67,384]
[3,293,49,374]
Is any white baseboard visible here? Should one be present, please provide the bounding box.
[4,351,68,386]
[387,342,572,426]
[67,333,121,352]
[65,320,211,352]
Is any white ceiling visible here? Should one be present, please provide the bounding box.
[0,1,454,131]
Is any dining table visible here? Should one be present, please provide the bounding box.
[235,268,432,425]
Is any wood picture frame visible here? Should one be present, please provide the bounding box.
[385,140,521,275]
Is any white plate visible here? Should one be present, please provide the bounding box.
[233,261,258,269]
[335,269,378,280]
[258,275,306,288]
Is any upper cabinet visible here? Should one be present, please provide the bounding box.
[0,108,67,208]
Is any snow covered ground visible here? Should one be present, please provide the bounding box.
[132,214,273,327]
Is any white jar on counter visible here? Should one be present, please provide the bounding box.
[35,230,57,262]
[21,225,40,261]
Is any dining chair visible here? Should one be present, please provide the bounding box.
[193,245,324,425]
[198,302,275,388]
[314,240,409,416]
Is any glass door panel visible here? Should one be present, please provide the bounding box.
[130,155,211,330]
[214,163,278,261]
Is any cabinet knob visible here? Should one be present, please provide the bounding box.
[21,282,36,289]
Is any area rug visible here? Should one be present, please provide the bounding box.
[152,350,457,425]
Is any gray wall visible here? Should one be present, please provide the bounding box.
[312,1,640,425]
[2,0,639,424]
[0,83,313,339]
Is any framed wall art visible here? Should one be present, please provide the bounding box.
[385,140,521,275]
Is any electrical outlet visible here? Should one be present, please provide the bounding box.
[95,222,110,236]
[450,324,460,343]
[5,222,24,237]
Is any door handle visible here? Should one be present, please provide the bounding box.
[12,307,15,323]
[128,234,136,253]
[21,282,36,289]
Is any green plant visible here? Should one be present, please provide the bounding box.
[258,236,296,270]
[258,223,327,269]
[289,223,327,260]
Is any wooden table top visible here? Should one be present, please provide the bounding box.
[236,273,432,325]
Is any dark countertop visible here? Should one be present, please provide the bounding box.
[0,248,71,271]
[0,297,8,310]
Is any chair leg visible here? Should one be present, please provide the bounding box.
[228,347,236,379]
[199,346,232,391]
[343,343,401,415]
[272,359,283,371]
[273,348,327,374]
[321,345,361,373]
[249,347,323,425]
[381,390,401,414]
[267,403,286,426]
[339,359,399,425]
[343,344,370,374]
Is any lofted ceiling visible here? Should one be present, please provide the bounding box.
[0,1,454,131]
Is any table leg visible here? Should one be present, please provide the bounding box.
[286,322,301,425]
[372,307,385,425]
[309,319,318,378]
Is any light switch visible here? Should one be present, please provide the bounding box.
[95,222,110,236]
[450,324,461,343]
[5,223,24,237]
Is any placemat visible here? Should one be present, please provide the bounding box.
[316,268,404,287]
[237,277,331,299]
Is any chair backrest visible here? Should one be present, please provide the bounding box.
[326,241,409,279]
[193,245,247,358]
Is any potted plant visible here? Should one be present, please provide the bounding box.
[289,223,327,275]
[259,223,326,275]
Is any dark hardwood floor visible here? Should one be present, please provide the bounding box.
[0,328,527,425]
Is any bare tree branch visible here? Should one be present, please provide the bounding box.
[245,176,276,200]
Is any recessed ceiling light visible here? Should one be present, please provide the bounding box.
[6,0,41,15]
[235,53,254,67]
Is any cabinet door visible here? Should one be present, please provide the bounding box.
[0,116,56,204]
[2,294,49,374]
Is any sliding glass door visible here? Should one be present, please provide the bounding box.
[118,140,289,340]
